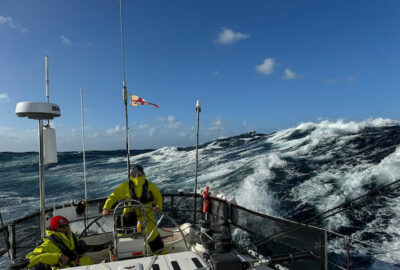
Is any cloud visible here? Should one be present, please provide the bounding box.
[212,71,220,77]
[256,58,276,76]
[326,78,339,84]
[179,132,187,138]
[0,16,28,34]
[158,115,180,128]
[149,127,156,137]
[60,35,72,45]
[282,68,305,80]
[106,125,124,135]
[0,93,10,102]
[215,28,250,45]
[88,132,99,138]
[206,117,231,137]
[138,124,149,129]
[326,76,356,84]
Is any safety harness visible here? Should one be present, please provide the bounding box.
[47,233,84,262]
[129,179,153,204]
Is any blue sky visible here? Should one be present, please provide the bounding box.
[1,0,400,151]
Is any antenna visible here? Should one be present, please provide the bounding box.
[45,56,49,103]
[193,100,201,226]
[81,89,88,229]
[120,0,130,178]
[45,56,50,126]
[15,56,61,239]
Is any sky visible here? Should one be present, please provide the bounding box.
[1,0,400,152]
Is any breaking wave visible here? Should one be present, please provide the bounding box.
[1,118,400,268]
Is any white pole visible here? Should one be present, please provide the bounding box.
[38,119,45,239]
[81,89,87,202]
[81,89,88,229]
[193,100,201,226]
[45,56,49,103]
[45,56,50,127]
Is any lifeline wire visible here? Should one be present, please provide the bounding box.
[241,177,400,252]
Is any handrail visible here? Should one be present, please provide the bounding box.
[0,193,377,270]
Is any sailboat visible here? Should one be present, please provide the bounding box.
[1,2,387,270]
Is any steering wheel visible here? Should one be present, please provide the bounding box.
[112,199,190,256]
[79,214,107,238]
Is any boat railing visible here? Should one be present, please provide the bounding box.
[0,193,374,269]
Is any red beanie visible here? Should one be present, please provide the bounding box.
[50,216,69,231]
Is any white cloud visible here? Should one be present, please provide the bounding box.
[206,117,231,137]
[256,58,275,76]
[326,78,338,84]
[0,93,10,102]
[138,124,149,129]
[60,35,72,45]
[215,28,250,45]
[282,68,305,80]
[88,132,99,138]
[149,127,156,137]
[158,115,180,128]
[326,76,356,84]
[212,71,220,76]
[179,132,187,138]
[0,16,28,34]
[106,125,124,135]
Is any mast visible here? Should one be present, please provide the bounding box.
[120,0,130,178]
[193,100,201,226]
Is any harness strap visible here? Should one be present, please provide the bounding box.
[47,234,82,261]
[129,179,153,204]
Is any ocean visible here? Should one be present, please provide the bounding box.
[1,118,400,269]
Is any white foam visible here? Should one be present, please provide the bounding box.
[235,153,286,215]
[106,157,126,164]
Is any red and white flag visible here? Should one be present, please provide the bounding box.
[130,94,159,108]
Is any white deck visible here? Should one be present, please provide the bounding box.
[66,251,207,270]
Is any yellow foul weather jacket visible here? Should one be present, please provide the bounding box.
[103,175,163,242]
[26,229,92,269]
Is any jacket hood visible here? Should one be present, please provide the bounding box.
[46,229,71,238]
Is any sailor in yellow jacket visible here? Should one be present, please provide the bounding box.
[102,164,165,254]
[26,215,92,269]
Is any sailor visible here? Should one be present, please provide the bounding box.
[102,164,165,254]
[26,215,92,269]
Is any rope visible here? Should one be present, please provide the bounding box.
[145,255,158,270]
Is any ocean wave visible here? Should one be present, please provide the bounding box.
[1,119,400,267]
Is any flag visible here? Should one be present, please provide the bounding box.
[130,94,159,108]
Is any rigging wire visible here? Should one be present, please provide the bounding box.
[120,0,126,86]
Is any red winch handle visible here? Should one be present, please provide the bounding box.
[203,186,210,213]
